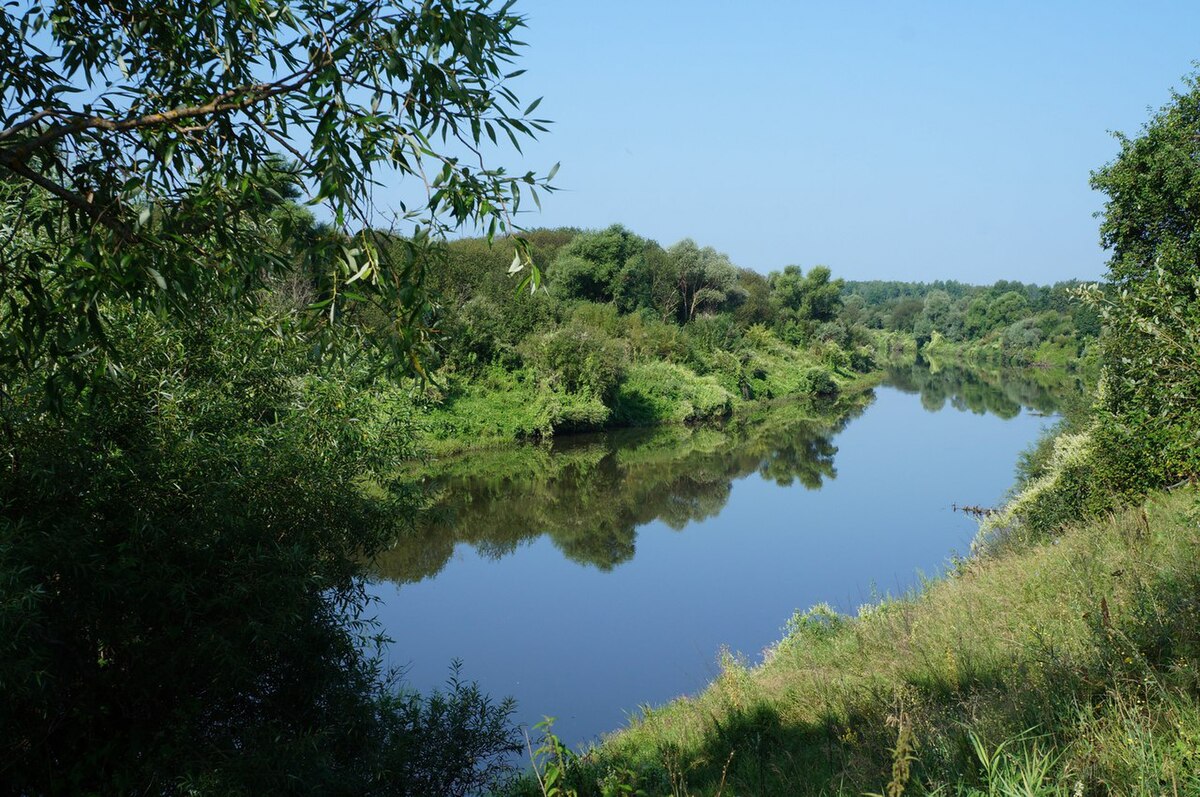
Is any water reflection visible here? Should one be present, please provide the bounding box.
[373,363,1083,586]
[373,397,866,584]
[884,360,1083,417]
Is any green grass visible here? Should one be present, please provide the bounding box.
[510,488,1200,796]
[417,366,612,455]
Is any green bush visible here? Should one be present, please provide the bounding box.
[1087,73,1200,495]
[683,313,738,356]
[521,322,629,403]
[850,345,876,373]
[0,313,522,793]
[623,310,685,361]
[531,388,612,433]
[612,361,733,425]
[798,366,839,398]
[422,366,616,445]
[548,253,618,303]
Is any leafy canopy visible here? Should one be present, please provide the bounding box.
[0,0,553,391]
[1086,72,1200,490]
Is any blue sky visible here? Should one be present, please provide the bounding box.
[441,1,1200,283]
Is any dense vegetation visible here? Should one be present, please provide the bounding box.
[0,1,547,793]
[2,1,1195,794]
[505,76,1200,797]
[842,278,1102,369]
[406,224,873,452]
[389,223,1100,455]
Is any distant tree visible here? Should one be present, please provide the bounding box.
[563,224,644,271]
[839,293,866,326]
[914,289,954,343]
[963,296,992,338]
[770,265,844,323]
[887,297,925,332]
[733,267,774,327]
[614,243,680,321]
[548,225,647,304]
[550,254,616,303]
[988,290,1031,328]
[670,239,744,321]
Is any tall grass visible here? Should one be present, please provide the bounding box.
[505,488,1200,795]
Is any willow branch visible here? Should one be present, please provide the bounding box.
[1,65,321,161]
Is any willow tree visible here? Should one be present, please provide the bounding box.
[0,0,552,392]
[670,238,743,321]
[1,2,550,793]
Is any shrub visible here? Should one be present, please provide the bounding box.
[531,387,612,433]
[548,253,617,303]
[624,310,685,362]
[1087,73,1200,495]
[821,344,851,372]
[742,323,780,351]
[612,361,733,425]
[521,322,629,402]
[779,603,848,649]
[683,313,738,356]
[798,366,839,398]
[850,345,876,373]
[976,431,1100,552]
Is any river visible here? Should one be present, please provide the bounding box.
[369,363,1078,749]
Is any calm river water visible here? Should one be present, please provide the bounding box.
[370,364,1077,748]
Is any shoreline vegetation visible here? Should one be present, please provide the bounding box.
[512,487,1199,796]
[5,6,1198,794]
[385,229,1135,794]
[401,224,1097,460]
[499,77,1200,796]
[376,358,1085,591]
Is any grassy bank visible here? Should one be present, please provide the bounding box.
[413,327,886,457]
[512,487,1200,796]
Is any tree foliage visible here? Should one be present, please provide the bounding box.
[1087,72,1200,491]
[0,311,521,793]
[670,238,744,321]
[0,0,552,393]
[1,1,544,791]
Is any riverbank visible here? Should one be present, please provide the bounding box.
[411,330,894,458]
[376,369,1065,764]
[921,328,1100,376]
[512,485,1200,796]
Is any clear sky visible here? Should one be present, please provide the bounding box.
[446,1,1200,283]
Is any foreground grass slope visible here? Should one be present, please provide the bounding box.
[519,488,1199,796]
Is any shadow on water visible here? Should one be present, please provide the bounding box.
[372,362,1084,586]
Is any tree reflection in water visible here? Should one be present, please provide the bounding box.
[884,360,1085,418]
[372,363,1083,585]
[372,396,865,584]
